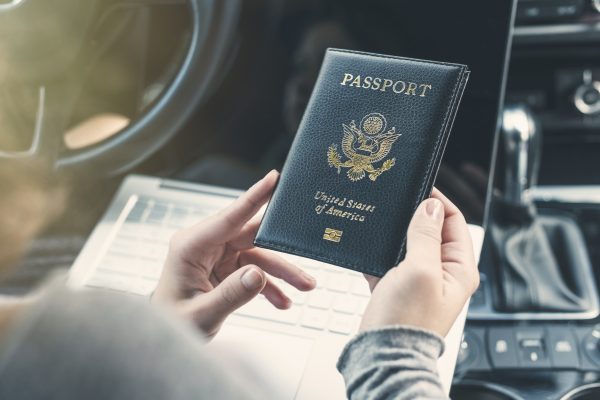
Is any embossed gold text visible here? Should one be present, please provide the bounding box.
[340,73,432,97]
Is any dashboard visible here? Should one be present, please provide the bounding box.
[509,0,600,185]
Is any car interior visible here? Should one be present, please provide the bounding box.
[2,0,600,399]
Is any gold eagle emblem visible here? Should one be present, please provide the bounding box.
[327,113,401,182]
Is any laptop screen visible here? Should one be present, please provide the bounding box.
[322,0,515,225]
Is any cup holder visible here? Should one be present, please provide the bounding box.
[450,382,523,400]
[559,383,600,400]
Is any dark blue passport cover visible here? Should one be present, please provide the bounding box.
[255,49,469,277]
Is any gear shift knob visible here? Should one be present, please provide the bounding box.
[501,105,541,207]
[492,105,590,314]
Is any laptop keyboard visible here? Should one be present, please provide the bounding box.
[84,195,371,336]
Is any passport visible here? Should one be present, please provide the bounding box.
[255,49,469,277]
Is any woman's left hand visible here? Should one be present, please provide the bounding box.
[153,170,316,338]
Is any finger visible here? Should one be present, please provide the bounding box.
[431,187,461,217]
[227,215,263,251]
[219,169,278,228]
[240,248,316,291]
[204,170,279,243]
[405,198,445,267]
[431,188,474,261]
[261,279,292,309]
[187,265,267,329]
[431,188,478,289]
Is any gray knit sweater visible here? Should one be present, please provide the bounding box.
[0,284,447,399]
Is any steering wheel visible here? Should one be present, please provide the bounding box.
[0,0,241,176]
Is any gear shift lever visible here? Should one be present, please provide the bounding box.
[502,105,540,207]
[491,105,588,312]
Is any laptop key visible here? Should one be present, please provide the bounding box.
[130,278,158,296]
[350,276,371,297]
[329,313,360,335]
[309,269,328,288]
[235,299,301,325]
[332,294,357,314]
[301,308,329,330]
[327,272,351,292]
[308,289,333,309]
[279,281,308,305]
[86,271,131,293]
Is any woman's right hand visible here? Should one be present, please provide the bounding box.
[360,188,480,337]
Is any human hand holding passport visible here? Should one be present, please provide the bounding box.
[255,49,469,277]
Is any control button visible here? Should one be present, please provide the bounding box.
[517,4,552,22]
[582,325,600,367]
[549,1,584,19]
[583,88,600,104]
[516,329,551,368]
[487,328,518,368]
[517,1,583,22]
[547,327,580,369]
[574,70,600,115]
[457,337,470,365]
[496,340,509,353]
[518,338,550,367]
[457,331,478,369]
[522,5,542,18]
[574,84,600,114]
[456,328,490,371]
[555,4,579,17]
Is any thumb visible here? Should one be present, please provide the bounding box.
[189,265,267,330]
[405,198,444,266]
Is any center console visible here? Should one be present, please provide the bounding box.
[451,2,600,398]
[455,192,600,399]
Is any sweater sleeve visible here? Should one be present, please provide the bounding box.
[337,326,448,400]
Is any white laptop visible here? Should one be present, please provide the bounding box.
[68,174,485,399]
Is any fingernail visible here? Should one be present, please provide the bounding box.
[241,268,264,290]
[264,169,278,180]
[425,199,442,220]
[251,171,276,189]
